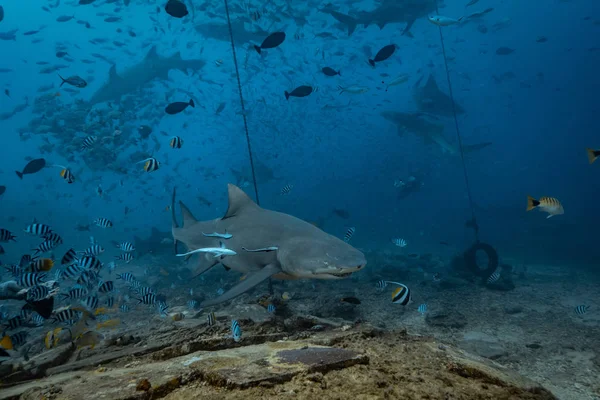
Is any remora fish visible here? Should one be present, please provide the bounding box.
[171,185,366,307]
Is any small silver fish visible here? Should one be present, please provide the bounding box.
[202,231,232,239]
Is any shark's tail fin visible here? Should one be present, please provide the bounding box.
[586,148,598,164]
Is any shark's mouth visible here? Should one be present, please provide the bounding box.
[312,265,364,279]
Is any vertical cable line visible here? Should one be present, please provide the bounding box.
[434,1,479,242]
[223,0,260,205]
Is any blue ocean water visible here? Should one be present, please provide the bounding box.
[0,0,599,396]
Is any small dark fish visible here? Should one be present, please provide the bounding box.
[4,89,9,97]
[56,15,74,22]
[284,85,313,100]
[56,51,68,58]
[0,6,4,24]
[332,208,350,219]
[165,99,194,115]
[16,158,46,179]
[254,32,286,54]
[0,185,5,195]
[340,296,361,305]
[138,125,152,138]
[495,47,515,55]
[104,16,121,22]
[79,0,96,4]
[369,44,397,67]
[165,0,188,18]
[0,244,4,255]
[535,36,548,43]
[58,74,87,88]
[322,67,340,76]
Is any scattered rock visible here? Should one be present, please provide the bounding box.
[426,310,468,329]
[504,306,523,315]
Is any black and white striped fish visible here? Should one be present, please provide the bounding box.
[137,293,157,305]
[375,280,388,290]
[3,315,25,330]
[117,242,135,252]
[61,248,77,265]
[81,296,99,311]
[26,285,50,301]
[28,258,54,273]
[106,297,115,308]
[60,168,75,184]
[128,280,141,291]
[32,239,59,255]
[119,304,130,313]
[93,218,113,228]
[116,272,135,282]
[31,313,45,326]
[575,305,590,315]
[52,308,81,324]
[18,272,46,287]
[281,184,293,195]
[80,135,97,150]
[170,136,183,149]
[62,264,84,280]
[344,227,356,242]
[83,244,104,256]
[207,312,216,326]
[391,283,411,305]
[486,271,500,285]
[61,285,88,300]
[4,264,21,277]
[135,286,154,296]
[141,157,160,172]
[7,331,28,348]
[78,255,102,271]
[116,253,134,263]
[98,280,114,293]
[42,232,63,244]
[157,301,169,316]
[188,300,198,310]
[24,223,52,236]
[231,319,242,342]
[0,228,16,242]
[20,304,33,320]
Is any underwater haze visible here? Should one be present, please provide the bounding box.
[0,0,599,399]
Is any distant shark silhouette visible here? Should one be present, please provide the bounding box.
[381,111,491,156]
[88,46,206,105]
[171,184,367,307]
[194,20,269,44]
[319,0,438,36]
[412,74,465,117]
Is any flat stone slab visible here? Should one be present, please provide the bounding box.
[0,341,368,399]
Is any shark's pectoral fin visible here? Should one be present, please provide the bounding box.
[201,264,281,307]
[242,246,278,252]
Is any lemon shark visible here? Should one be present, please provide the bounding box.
[171,184,367,307]
[381,111,492,156]
[88,46,206,105]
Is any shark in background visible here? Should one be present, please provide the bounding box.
[319,0,440,37]
[381,111,492,156]
[87,45,206,106]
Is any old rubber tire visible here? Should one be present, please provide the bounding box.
[463,242,498,279]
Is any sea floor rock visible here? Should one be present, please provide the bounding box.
[0,327,557,400]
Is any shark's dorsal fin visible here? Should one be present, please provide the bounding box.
[145,45,158,60]
[108,65,120,81]
[179,201,197,227]
[222,184,259,220]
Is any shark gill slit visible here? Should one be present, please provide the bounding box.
[434,0,480,243]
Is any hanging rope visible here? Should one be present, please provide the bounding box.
[223,0,260,205]
[434,1,479,242]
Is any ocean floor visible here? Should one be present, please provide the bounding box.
[0,251,598,400]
